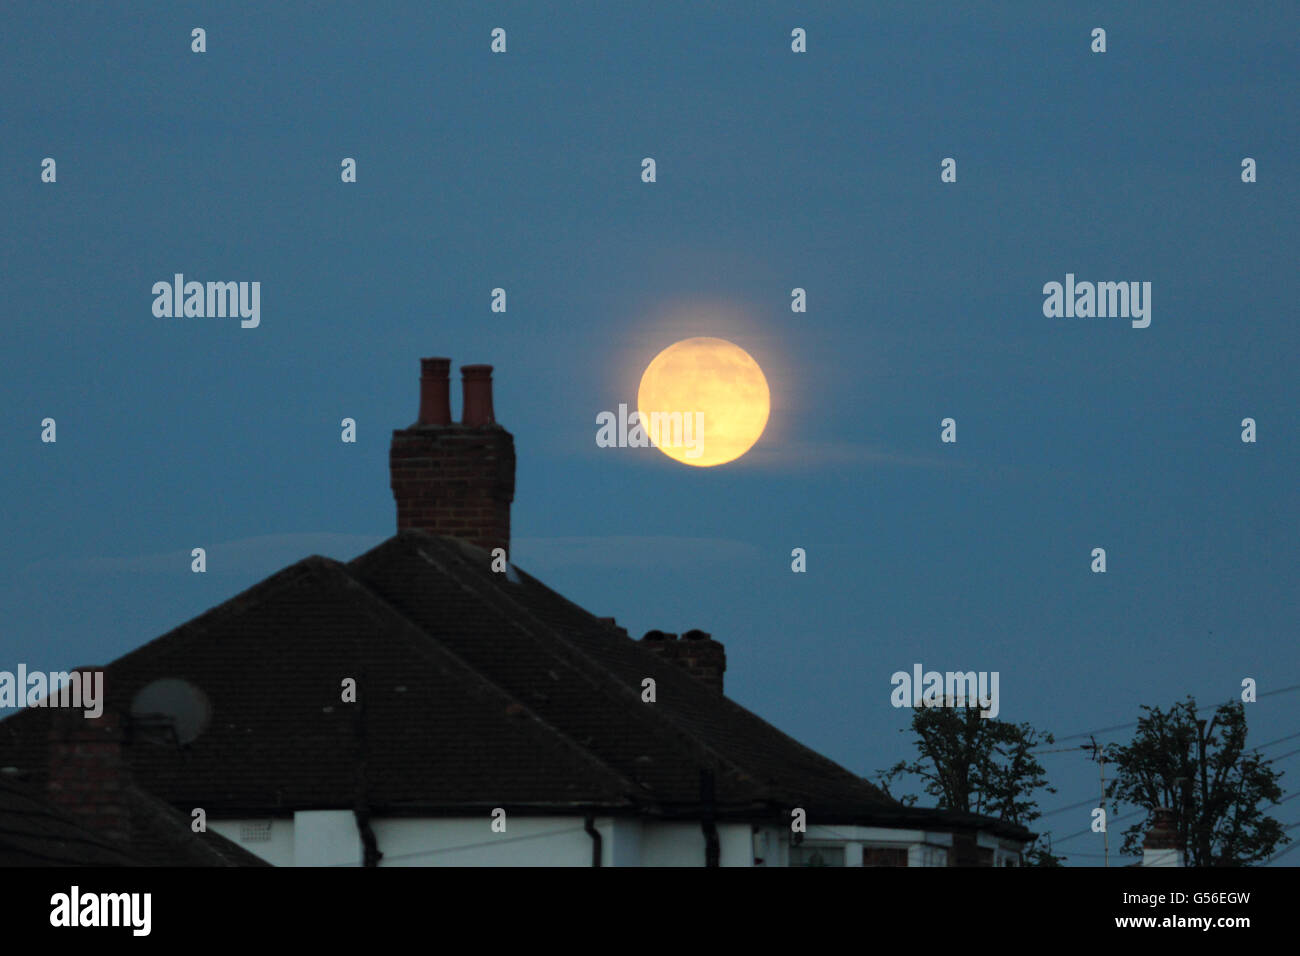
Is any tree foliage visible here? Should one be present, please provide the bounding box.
[876,701,1062,865]
[1104,697,1288,866]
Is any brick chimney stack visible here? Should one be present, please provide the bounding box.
[1141,807,1183,867]
[640,630,727,694]
[390,358,516,556]
[46,668,129,846]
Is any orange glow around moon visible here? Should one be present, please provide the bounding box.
[636,337,770,467]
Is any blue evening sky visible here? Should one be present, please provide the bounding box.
[2,2,1296,864]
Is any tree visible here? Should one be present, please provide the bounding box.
[876,699,1063,865]
[1104,696,1288,866]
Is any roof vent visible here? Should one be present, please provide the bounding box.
[240,820,272,843]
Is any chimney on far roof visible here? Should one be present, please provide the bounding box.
[391,357,516,556]
[639,629,727,694]
[46,668,129,846]
[1141,807,1183,867]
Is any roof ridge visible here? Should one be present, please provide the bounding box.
[104,555,346,673]
[295,558,645,809]
[396,535,783,807]
[496,554,893,805]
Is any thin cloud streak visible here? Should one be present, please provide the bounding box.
[743,440,967,471]
[25,533,386,576]
[512,535,760,571]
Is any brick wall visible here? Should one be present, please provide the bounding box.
[389,359,516,557]
[390,426,515,556]
[46,690,129,846]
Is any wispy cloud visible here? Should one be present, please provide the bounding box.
[512,535,760,571]
[741,440,967,471]
[25,533,759,579]
[25,533,385,577]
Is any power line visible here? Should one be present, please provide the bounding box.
[1051,807,1144,846]
[1049,683,1300,745]
[1034,725,1299,822]
[1260,779,1300,863]
[1044,775,1300,863]
[892,695,1300,847]
[1054,791,1300,861]
[1054,722,1144,745]
[1265,839,1300,864]
[323,825,589,866]
[1263,745,1300,764]
[1249,729,1300,753]
[1039,795,1107,819]
[905,739,1296,836]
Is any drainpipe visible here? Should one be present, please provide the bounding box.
[351,666,383,867]
[354,807,382,868]
[584,815,603,867]
[701,770,720,867]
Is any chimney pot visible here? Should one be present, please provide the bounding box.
[391,356,516,554]
[639,630,725,693]
[461,364,496,426]
[418,357,452,425]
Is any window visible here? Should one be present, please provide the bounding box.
[862,845,909,867]
[790,843,845,866]
[918,845,948,867]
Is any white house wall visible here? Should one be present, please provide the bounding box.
[375,816,596,866]
[210,813,1004,867]
[207,817,295,867]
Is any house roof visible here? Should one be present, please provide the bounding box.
[0,530,1030,841]
[0,774,134,866]
[0,774,267,866]
[347,533,897,817]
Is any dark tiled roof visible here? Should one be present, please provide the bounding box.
[348,533,897,818]
[0,531,1030,841]
[0,775,135,866]
[121,785,271,866]
[1,556,636,815]
[0,775,265,866]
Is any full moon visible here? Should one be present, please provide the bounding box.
[636,337,770,467]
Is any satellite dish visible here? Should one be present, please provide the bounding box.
[130,678,211,745]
